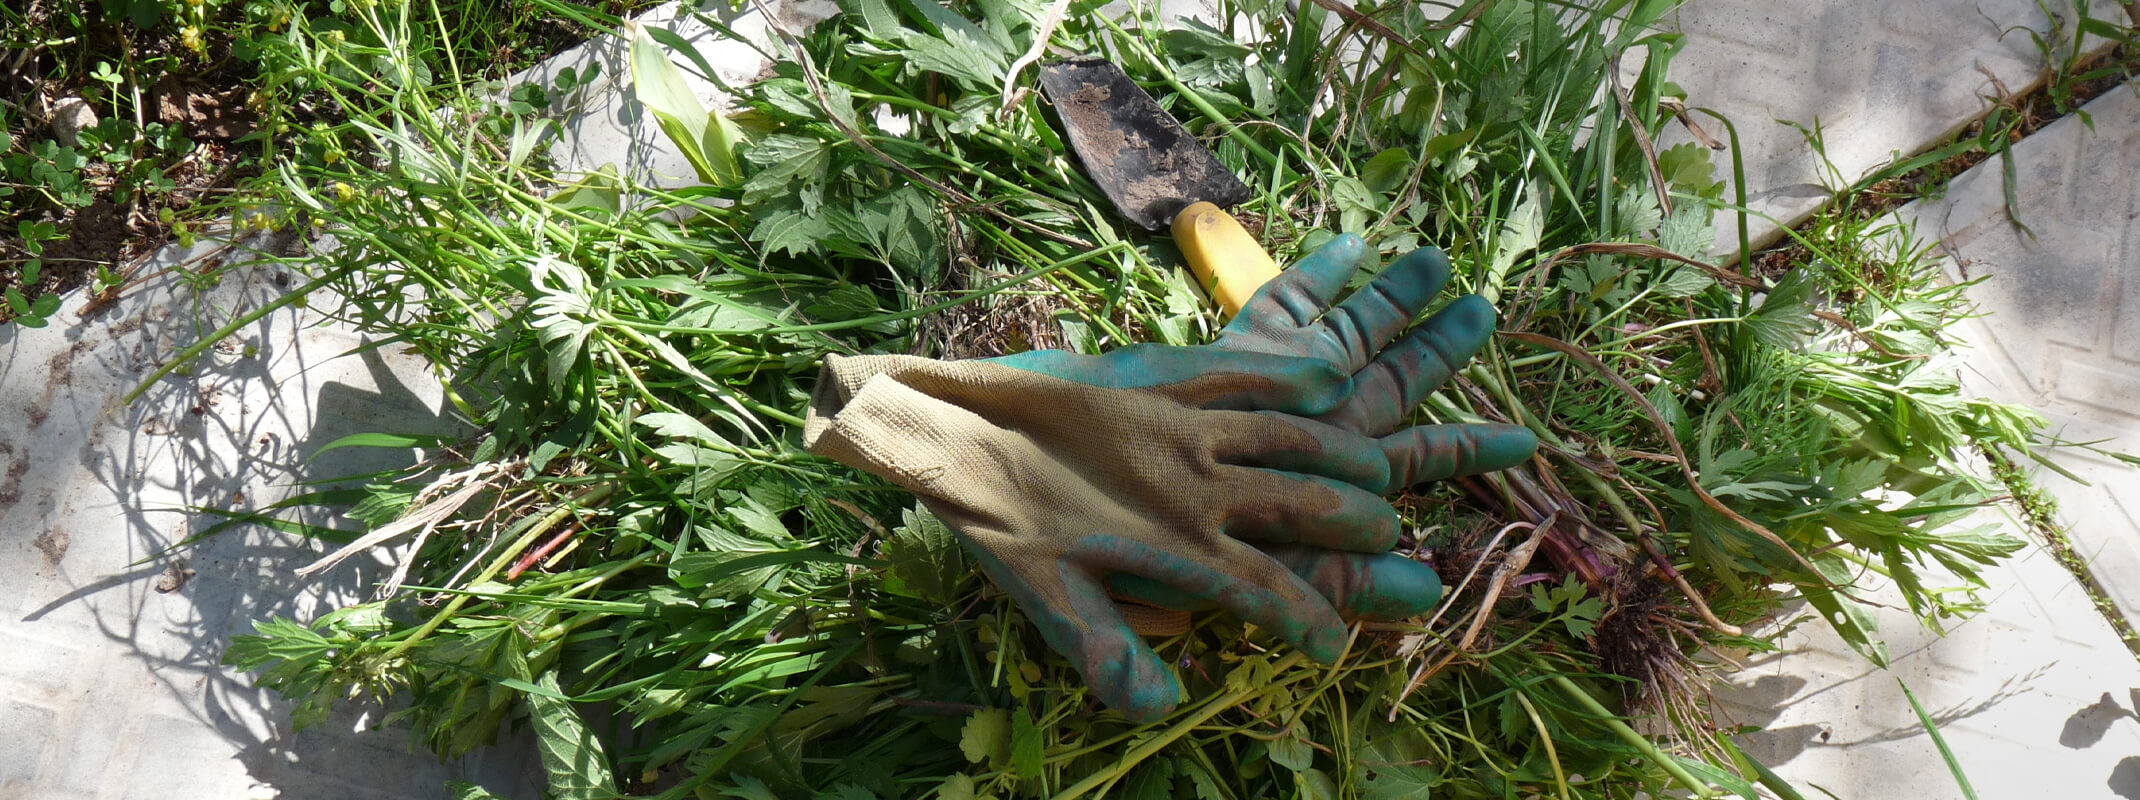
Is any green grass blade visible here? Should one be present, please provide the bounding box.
[1899,678,1978,800]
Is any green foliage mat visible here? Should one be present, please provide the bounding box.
[200,0,2053,797]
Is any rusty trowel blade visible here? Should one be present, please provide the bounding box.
[1037,57,1252,231]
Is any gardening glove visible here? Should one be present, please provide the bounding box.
[1106,234,1540,615]
[804,237,1535,719]
[805,347,1420,719]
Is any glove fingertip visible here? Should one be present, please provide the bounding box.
[1299,611,1350,663]
[1318,232,1368,261]
[1349,556,1444,620]
[1092,644,1182,722]
[1446,292,1499,331]
[1291,233,1368,286]
[1478,424,1540,469]
[1387,245,1453,287]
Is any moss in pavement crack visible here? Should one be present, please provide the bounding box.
[1984,445,2140,662]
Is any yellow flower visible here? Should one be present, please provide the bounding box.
[180,26,205,55]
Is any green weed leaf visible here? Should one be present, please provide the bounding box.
[882,505,965,602]
[752,208,838,259]
[1659,205,1715,258]
[719,775,784,800]
[1802,556,1889,666]
[959,708,1011,766]
[1010,709,1043,780]
[629,23,744,185]
[1297,767,1339,800]
[1116,757,1176,800]
[447,781,510,800]
[1743,268,1820,348]
[1180,759,1227,800]
[527,672,618,799]
[934,774,978,800]
[1658,141,1723,199]
[1361,148,1413,194]
[1363,763,1441,800]
[1268,728,1314,772]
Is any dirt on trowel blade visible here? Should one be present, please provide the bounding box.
[1037,57,1252,231]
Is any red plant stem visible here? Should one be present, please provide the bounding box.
[508,522,581,581]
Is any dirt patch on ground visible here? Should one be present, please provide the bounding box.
[32,526,70,566]
[0,443,23,514]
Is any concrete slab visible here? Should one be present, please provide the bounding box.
[1895,80,2140,627]
[1718,518,2140,799]
[1664,0,2128,258]
[1662,4,2140,798]
[0,232,541,797]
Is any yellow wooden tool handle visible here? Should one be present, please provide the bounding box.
[1171,201,1279,318]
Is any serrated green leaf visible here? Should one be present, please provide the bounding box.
[882,505,964,602]
[859,185,943,280]
[898,22,1005,87]
[1529,582,1554,613]
[652,443,744,476]
[670,529,785,596]
[528,672,617,800]
[719,775,784,800]
[1744,268,1820,348]
[1653,263,1715,298]
[1268,729,1313,772]
[1659,205,1715,257]
[1658,141,1722,198]
[959,708,1011,766]
[1615,185,1662,235]
[727,495,792,540]
[1010,709,1043,780]
[1180,759,1227,800]
[744,133,835,212]
[1497,694,1526,739]
[446,781,509,800]
[1487,193,1544,287]
[848,0,904,39]
[1118,757,1178,800]
[751,209,835,260]
[935,774,978,800]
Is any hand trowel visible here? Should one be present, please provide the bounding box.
[1037,57,1277,317]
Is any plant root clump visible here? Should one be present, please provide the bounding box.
[1595,574,1718,751]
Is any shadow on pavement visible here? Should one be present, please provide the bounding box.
[1,231,539,798]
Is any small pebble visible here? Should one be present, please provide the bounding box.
[51,96,98,147]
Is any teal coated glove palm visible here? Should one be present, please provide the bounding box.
[1107,234,1539,617]
[806,347,1401,720]
[804,236,1535,721]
